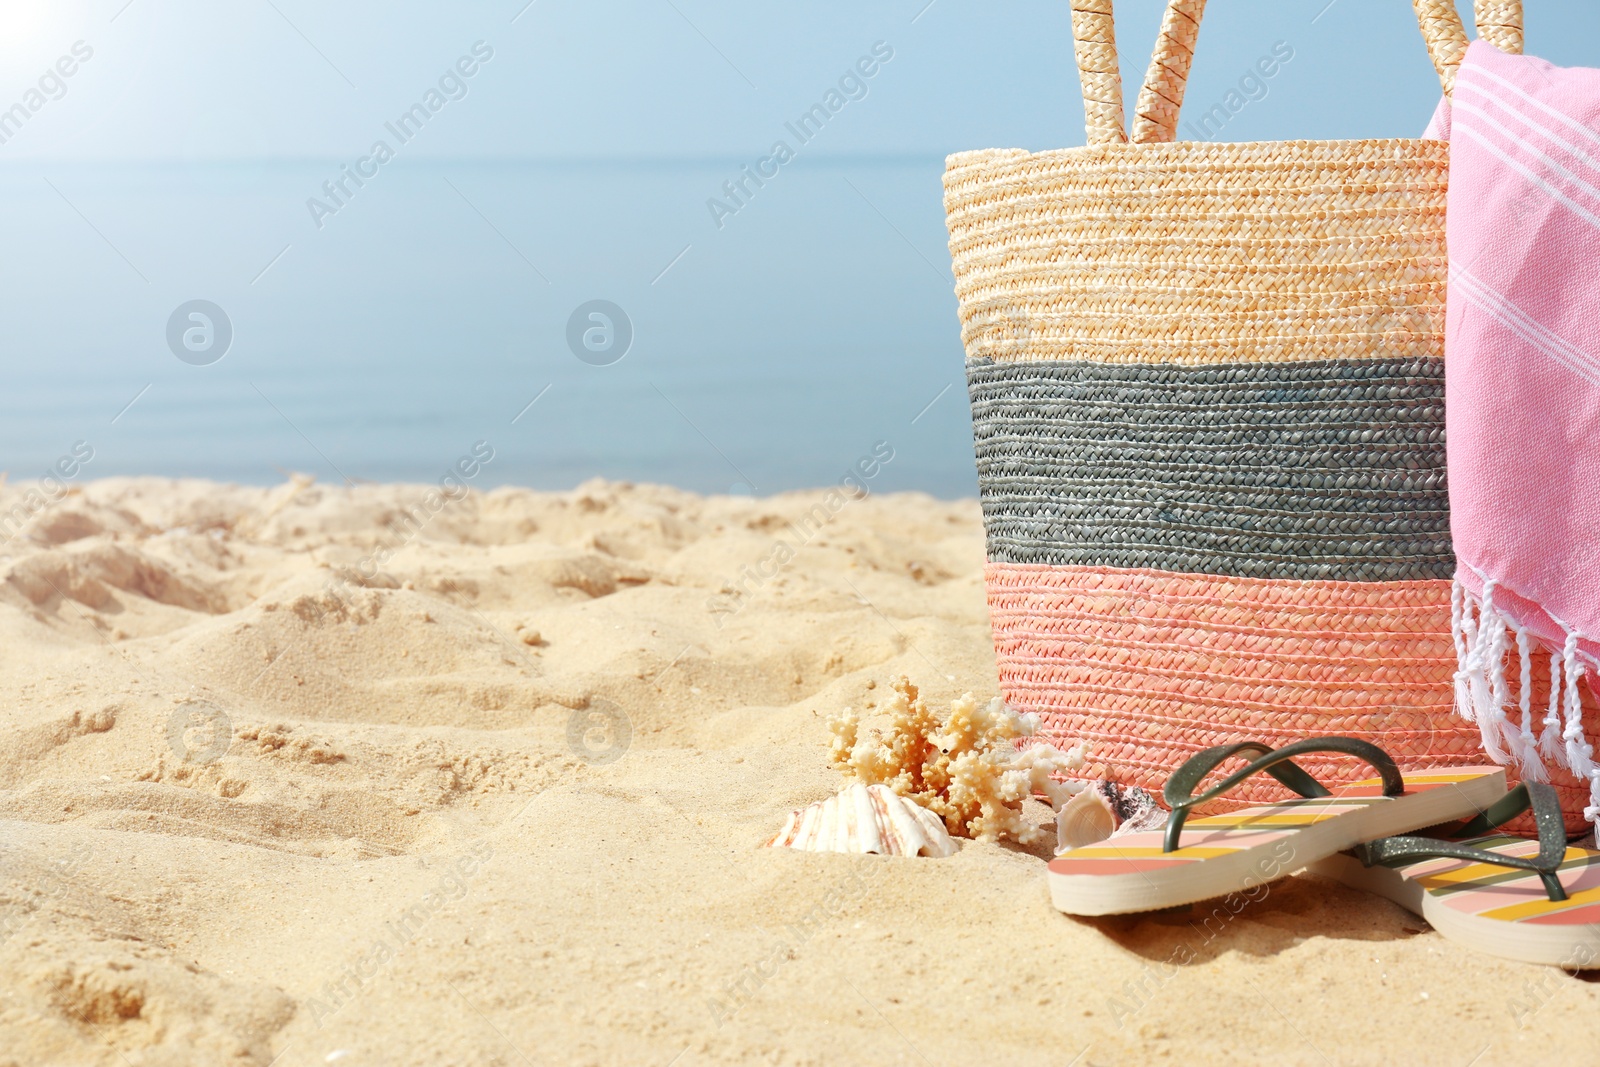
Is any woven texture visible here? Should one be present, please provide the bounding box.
[1471,0,1523,54]
[1132,0,1205,144]
[968,357,1452,582]
[1415,0,1472,92]
[945,140,1449,366]
[1070,0,1126,146]
[947,0,1529,817]
[986,563,1491,810]
[1415,0,1526,91]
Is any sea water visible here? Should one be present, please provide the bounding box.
[0,157,977,497]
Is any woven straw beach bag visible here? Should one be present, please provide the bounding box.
[945,0,1600,825]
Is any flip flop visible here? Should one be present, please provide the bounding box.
[1048,738,1506,916]
[1308,782,1600,968]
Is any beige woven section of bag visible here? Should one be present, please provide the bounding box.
[940,0,1600,828]
[947,0,1528,373]
[949,2,1523,366]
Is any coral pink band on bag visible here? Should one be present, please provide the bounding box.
[985,562,1497,812]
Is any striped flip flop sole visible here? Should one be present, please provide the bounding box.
[1311,835,1600,968]
[1049,767,1506,916]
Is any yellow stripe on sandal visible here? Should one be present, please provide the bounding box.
[1309,783,1600,967]
[1049,738,1505,916]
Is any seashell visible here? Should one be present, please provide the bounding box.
[1055,781,1165,854]
[1055,784,1118,852]
[766,783,957,858]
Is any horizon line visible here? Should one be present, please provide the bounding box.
[0,150,978,169]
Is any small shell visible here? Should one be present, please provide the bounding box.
[1055,782,1165,855]
[1110,786,1165,840]
[767,783,957,858]
[1055,784,1117,852]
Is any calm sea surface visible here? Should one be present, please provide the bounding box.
[0,157,978,497]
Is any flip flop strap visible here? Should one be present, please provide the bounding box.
[1162,737,1404,854]
[1356,782,1571,903]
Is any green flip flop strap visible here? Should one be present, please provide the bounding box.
[1162,737,1404,854]
[1354,782,1572,903]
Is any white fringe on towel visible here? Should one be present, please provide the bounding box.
[1453,576,1600,824]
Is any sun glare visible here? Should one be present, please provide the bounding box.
[0,0,52,48]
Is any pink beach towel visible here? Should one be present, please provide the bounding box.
[1438,41,1600,826]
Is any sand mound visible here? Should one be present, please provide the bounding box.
[1,476,1593,1066]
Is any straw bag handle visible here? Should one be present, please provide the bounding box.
[1414,0,1524,94]
[1130,0,1206,145]
[1070,1,1129,144]
[1071,0,1524,145]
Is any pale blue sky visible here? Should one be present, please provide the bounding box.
[8,0,1599,162]
[3,1,1597,495]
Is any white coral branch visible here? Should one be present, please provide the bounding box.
[826,676,1089,845]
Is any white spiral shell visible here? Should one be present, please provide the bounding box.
[1055,781,1165,855]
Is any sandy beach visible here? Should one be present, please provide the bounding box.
[2,476,1598,1066]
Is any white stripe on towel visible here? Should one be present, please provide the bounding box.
[1453,99,1600,214]
[1450,266,1600,386]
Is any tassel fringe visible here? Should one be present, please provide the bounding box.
[1451,578,1599,826]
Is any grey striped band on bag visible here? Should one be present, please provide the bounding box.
[967,357,1454,582]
